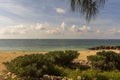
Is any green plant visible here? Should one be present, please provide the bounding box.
[4,50,79,80]
[80,70,98,80]
[87,51,120,71]
[80,70,120,80]
[4,54,59,79]
[53,65,80,79]
[46,50,79,66]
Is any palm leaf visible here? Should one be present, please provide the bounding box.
[70,0,106,22]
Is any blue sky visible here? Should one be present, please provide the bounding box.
[0,0,120,39]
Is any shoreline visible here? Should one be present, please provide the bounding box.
[0,48,88,52]
[0,50,120,75]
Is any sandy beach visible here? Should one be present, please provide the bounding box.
[0,50,120,75]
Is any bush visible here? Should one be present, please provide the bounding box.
[80,70,120,80]
[100,71,120,80]
[80,70,99,80]
[4,54,57,79]
[46,50,79,66]
[4,50,79,79]
[50,65,80,79]
[87,51,120,71]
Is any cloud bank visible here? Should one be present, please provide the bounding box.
[0,22,119,39]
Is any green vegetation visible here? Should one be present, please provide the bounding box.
[87,51,120,71]
[80,70,120,80]
[46,50,79,66]
[3,50,120,80]
[4,50,80,80]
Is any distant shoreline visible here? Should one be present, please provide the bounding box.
[0,48,88,52]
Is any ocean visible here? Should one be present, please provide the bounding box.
[0,39,120,52]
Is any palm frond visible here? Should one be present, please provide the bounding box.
[70,0,106,22]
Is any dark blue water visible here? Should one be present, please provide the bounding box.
[0,39,120,51]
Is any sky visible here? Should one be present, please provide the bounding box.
[0,0,120,39]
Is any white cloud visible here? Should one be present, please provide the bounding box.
[34,24,43,30]
[79,25,91,32]
[106,28,120,35]
[96,29,100,33]
[70,25,79,32]
[46,28,61,35]
[0,25,30,35]
[33,23,47,30]
[55,8,66,14]
[92,28,120,38]
[0,22,62,36]
[70,25,91,33]
[61,22,66,31]
[0,22,119,39]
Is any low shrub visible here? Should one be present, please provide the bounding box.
[100,71,120,80]
[4,54,57,79]
[87,51,120,71]
[46,50,79,66]
[80,70,99,80]
[80,70,120,80]
[49,65,80,79]
[3,50,79,79]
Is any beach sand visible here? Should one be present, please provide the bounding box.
[0,50,120,75]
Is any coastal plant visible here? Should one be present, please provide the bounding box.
[46,50,79,66]
[87,51,120,71]
[80,69,120,80]
[80,69,98,80]
[3,50,79,79]
[100,71,120,80]
[3,54,60,79]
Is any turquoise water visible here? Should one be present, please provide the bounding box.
[0,39,120,51]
